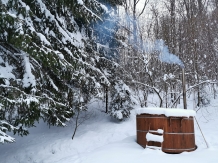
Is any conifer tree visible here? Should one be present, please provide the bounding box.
[0,0,131,143]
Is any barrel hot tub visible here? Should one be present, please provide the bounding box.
[136,107,196,153]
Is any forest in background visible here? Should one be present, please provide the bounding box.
[1,0,218,143]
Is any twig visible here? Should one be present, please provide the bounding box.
[194,117,209,148]
[171,80,218,108]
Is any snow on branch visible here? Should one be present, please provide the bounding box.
[0,121,16,143]
[171,80,218,108]
[0,130,15,143]
[77,0,103,21]
[21,51,36,88]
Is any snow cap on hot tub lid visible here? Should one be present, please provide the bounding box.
[135,107,196,117]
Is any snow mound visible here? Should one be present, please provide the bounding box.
[136,107,196,117]
[146,132,164,142]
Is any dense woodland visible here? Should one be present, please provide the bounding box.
[0,0,218,143]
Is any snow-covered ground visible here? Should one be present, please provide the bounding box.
[0,99,218,163]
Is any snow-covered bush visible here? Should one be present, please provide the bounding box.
[109,80,136,121]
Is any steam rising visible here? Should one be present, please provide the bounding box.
[92,2,184,68]
[144,39,184,68]
[155,40,184,68]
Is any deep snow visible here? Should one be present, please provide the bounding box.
[0,99,218,163]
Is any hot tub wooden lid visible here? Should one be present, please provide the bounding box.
[136,107,196,118]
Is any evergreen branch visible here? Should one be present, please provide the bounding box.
[0,84,67,108]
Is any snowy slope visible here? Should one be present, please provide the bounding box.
[0,99,218,163]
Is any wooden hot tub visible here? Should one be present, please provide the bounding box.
[136,108,196,153]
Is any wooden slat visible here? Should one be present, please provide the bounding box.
[137,131,147,147]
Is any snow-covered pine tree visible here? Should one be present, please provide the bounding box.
[0,0,128,142]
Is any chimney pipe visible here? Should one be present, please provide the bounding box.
[182,68,187,109]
